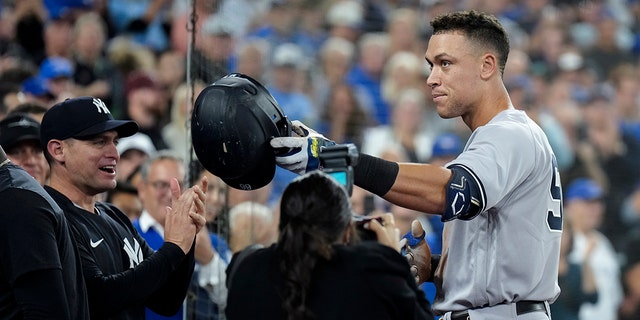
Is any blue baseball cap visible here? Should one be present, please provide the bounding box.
[39,57,73,80]
[565,178,603,202]
[44,0,92,20]
[431,133,463,158]
[21,76,53,97]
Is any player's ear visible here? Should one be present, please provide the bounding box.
[480,53,498,80]
[47,139,65,163]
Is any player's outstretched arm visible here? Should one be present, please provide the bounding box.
[270,120,451,215]
[354,154,451,215]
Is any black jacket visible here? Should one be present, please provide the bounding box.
[45,186,195,320]
[226,241,433,320]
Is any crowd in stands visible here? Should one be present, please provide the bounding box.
[1,0,640,319]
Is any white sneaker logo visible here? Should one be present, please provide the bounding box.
[90,238,104,248]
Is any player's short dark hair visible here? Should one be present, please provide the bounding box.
[431,10,510,76]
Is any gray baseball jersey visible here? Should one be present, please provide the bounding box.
[432,109,562,314]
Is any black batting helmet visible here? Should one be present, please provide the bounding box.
[191,73,291,190]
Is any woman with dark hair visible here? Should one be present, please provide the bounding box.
[316,83,373,148]
[225,171,432,320]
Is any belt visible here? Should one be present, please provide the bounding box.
[450,301,547,320]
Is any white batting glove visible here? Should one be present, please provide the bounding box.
[270,120,335,175]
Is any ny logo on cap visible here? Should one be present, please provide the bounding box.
[92,98,110,114]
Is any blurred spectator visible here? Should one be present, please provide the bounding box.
[169,0,219,56]
[316,82,372,148]
[350,185,378,217]
[156,50,185,109]
[9,101,48,123]
[70,11,114,103]
[227,182,273,212]
[609,64,640,142]
[362,88,434,163]
[216,0,270,39]
[197,169,231,254]
[0,66,34,113]
[107,0,172,52]
[555,48,598,106]
[325,0,364,43]
[19,75,56,107]
[381,50,424,107]
[503,48,531,81]
[123,70,168,150]
[582,13,634,82]
[38,56,74,102]
[265,42,318,208]
[115,132,156,183]
[0,112,48,185]
[550,218,598,320]
[234,38,270,82]
[105,37,156,117]
[579,90,640,249]
[565,178,623,320]
[266,42,316,125]
[528,20,570,80]
[43,0,93,22]
[311,36,356,110]
[346,32,390,125]
[162,81,205,162]
[621,182,640,234]
[428,132,463,166]
[191,14,235,85]
[228,201,277,253]
[105,180,142,221]
[11,0,48,65]
[187,169,233,319]
[386,7,422,56]
[245,0,306,57]
[295,1,328,59]
[133,150,216,320]
[42,14,74,60]
[390,204,421,236]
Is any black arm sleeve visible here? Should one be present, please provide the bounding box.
[353,153,399,197]
[82,240,189,316]
[146,239,196,315]
[13,269,71,319]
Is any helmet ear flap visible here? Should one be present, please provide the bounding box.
[190,73,291,190]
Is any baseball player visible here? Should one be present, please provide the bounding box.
[40,96,207,319]
[0,145,90,319]
[271,10,562,320]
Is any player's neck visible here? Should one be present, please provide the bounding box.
[49,174,97,213]
[467,91,513,131]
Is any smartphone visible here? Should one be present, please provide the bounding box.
[352,215,383,241]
